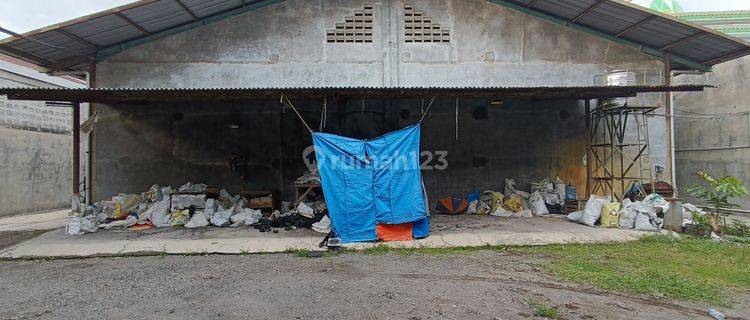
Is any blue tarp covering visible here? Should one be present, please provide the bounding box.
[312,124,429,243]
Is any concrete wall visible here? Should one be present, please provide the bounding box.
[674,56,750,209]
[0,57,84,216]
[0,127,73,215]
[92,0,667,202]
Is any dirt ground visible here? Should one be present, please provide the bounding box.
[1,251,745,320]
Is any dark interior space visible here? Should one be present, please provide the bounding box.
[93,97,588,205]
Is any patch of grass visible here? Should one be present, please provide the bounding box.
[528,300,558,319]
[519,234,750,306]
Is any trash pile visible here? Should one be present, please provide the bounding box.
[436,177,574,217]
[295,169,321,184]
[567,193,670,231]
[66,182,330,236]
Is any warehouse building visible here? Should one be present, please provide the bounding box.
[0,0,747,212]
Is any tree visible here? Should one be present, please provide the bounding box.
[684,171,748,232]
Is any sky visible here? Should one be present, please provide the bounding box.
[0,0,749,34]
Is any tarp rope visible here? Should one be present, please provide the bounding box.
[418,96,436,123]
[319,97,327,132]
[280,94,313,134]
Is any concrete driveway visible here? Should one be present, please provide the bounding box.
[0,214,658,259]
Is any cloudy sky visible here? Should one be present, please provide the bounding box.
[0,0,749,33]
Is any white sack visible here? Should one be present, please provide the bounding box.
[312,216,332,234]
[581,194,609,226]
[567,210,583,222]
[170,194,206,211]
[204,199,217,219]
[66,215,98,235]
[230,208,262,226]
[554,178,566,203]
[211,206,236,227]
[529,192,549,216]
[185,212,209,228]
[635,211,663,232]
[296,202,315,218]
[147,200,172,228]
[642,194,670,214]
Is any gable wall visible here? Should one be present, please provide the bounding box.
[91,0,670,203]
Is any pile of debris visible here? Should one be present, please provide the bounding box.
[66,182,330,236]
[438,177,572,217]
[567,193,670,232]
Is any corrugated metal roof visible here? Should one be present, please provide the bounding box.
[0,85,707,103]
[0,0,747,73]
[490,0,750,70]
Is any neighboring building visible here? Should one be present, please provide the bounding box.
[670,11,750,209]
[676,11,750,42]
[0,0,747,208]
[0,54,85,216]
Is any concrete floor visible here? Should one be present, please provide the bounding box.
[0,209,68,232]
[0,214,659,259]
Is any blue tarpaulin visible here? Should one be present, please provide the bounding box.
[312,124,429,243]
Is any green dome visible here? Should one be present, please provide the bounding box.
[630,0,684,13]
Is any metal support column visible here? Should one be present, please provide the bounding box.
[664,53,677,195]
[585,99,593,196]
[73,102,81,195]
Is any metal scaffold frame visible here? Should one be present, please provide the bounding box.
[590,103,658,201]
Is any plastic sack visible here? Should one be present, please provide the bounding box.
[143,184,160,203]
[171,209,190,226]
[490,206,514,217]
[170,194,206,211]
[71,194,84,213]
[504,178,517,195]
[503,195,523,213]
[211,206,235,227]
[542,192,562,205]
[295,202,315,218]
[619,200,649,230]
[230,208,262,226]
[635,211,663,232]
[600,202,622,228]
[147,200,172,228]
[100,215,137,230]
[567,210,583,222]
[580,194,608,226]
[185,212,209,228]
[115,194,143,219]
[529,192,549,216]
[642,194,670,214]
[204,199,217,219]
[554,177,566,202]
[312,216,332,233]
[466,191,480,214]
[96,203,115,223]
[66,215,98,235]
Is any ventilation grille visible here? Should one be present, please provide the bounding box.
[326,3,374,43]
[404,3,450,43]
